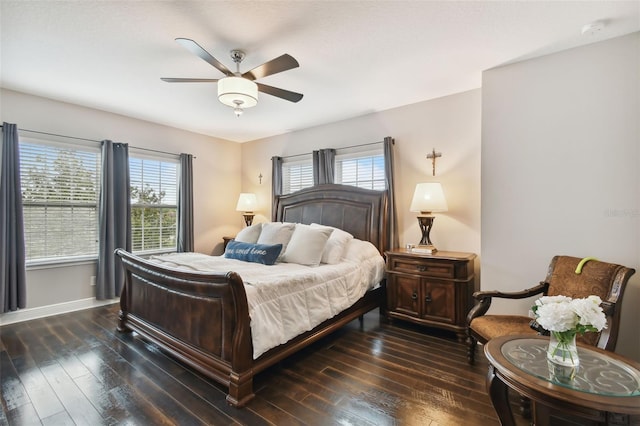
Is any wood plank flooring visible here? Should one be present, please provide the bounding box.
[0,304,529,425]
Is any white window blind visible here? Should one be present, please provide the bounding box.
[336,149,385,190]
[282,159,313,194]
[20,138,101,262]
[129,154,178,253]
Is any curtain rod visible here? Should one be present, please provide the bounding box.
[278,140,386,160]
[1,124,190,158]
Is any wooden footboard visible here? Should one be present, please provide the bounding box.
[115,248,255,406]
[115,248,383,407]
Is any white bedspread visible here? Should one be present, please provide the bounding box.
[148,251,385,359]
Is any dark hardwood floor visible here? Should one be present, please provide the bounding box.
[0,304,529,425]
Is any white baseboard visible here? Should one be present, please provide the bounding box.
[0,298,119,326]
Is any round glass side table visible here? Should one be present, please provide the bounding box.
[484,335,640,426]
[502,338,640,396]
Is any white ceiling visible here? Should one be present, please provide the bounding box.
[1,1,639,143]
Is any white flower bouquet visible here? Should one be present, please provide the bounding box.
[531,295,607,366]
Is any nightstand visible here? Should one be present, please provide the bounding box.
[385,249,477,342]
[222,236,234,251]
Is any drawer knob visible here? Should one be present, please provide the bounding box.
[416,265,427,272]
[411,292,418,300]
[425,294,432,303]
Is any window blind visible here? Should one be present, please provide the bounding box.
[129,155,179,253]
[282,160,313,194]
[19,139,101,262]
[336,151,385,190]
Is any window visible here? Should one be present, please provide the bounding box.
[20,138,101,262]
[336,149,385,190]
[282,158,313,195]
[129,154,179,254]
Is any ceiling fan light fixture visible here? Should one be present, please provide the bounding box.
[163,40,303,111]
[218,76,258,109]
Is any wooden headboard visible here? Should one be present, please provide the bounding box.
[273,184,388,254]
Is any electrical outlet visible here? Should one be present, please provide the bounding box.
[90,276,96,286]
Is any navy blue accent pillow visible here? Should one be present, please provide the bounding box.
[224,241,283,265]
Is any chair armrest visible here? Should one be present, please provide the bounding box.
[472,281,549,301]
[601,301,615,317]
[529,319,549,335]
[467,282,549,325]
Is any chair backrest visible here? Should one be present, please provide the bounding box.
[544,255,635,351]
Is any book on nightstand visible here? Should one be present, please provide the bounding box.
[411,246,436,254]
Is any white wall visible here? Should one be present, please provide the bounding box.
[240,89,482,261]
[0,89,241,312]
[482,33,640,360]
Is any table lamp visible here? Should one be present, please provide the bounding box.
[236,193,258,227]
[409,183,448,253]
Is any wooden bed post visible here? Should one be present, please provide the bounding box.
[227,371,255,407]
[227,271,255,407]
[116,249,132,333]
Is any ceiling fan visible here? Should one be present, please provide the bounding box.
[161,38,303,117]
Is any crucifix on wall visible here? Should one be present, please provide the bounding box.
[426,148,442,176]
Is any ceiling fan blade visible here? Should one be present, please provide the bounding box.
[175,38,232,76]
[242,54,299,81]
[257,83,303,103]
[161,78,219,83]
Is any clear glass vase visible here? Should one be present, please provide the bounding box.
[547,330,579,366]
[547,330,579,382]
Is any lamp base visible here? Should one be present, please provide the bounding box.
[242,213,255,227]
[416,215,437,248]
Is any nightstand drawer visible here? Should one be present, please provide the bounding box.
[389,258,455,278]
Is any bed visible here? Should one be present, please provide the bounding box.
[115,184,389,407]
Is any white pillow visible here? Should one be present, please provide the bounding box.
[234,223,263,244]
[257,222,296,259]
[310,223,354,264]
[342,238,382,263]
[282,224,333,266]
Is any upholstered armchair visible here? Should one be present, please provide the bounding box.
[466,255,635,365]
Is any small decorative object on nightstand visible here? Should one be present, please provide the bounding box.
[385,248,476,342]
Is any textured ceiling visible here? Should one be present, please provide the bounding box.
[1,1,639,142]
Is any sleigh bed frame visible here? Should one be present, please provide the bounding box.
[115,184,388,407]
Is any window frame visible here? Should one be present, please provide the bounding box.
[19,136,102,266]
[128,150,180,256]
[282,156,314,195]
[335,147,386,190]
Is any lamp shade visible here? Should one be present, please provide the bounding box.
[218,76,258,108]
[410,183,448,214]
[236,193,258,212]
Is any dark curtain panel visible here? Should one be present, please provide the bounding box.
[312,151,319,184]
[177,153,194,252]
[271,156,283,221]
[96,140,131,300]
[384,137,399,251]
[0,123,26,312]
[312,148,336,185]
